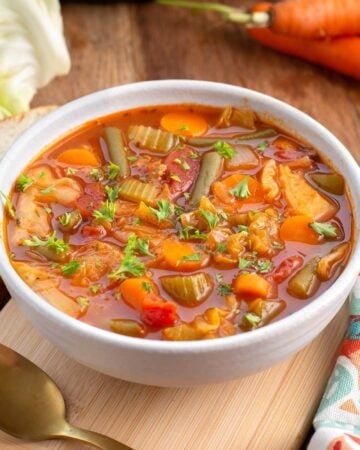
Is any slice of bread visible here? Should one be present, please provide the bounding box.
[0,105,57,158]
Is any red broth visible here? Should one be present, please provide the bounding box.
[4,104,353,340]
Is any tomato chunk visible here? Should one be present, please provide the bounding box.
[142,299,178,329]
[74,182,105,218]
[164,148,200,198]
[273,256,304,284]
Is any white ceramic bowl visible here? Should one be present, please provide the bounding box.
[0,80,359,387]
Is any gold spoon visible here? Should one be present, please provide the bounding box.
[0,343,133,449]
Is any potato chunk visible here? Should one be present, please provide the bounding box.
[279,165,337,221]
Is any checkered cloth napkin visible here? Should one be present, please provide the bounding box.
[309,280,360,449]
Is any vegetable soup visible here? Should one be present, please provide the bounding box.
[3,104,353,340]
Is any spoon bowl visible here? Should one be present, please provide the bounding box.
[0,343,132,449]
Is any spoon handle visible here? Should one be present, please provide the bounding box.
[58,424,134,450]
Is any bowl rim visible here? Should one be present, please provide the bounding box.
[0,79,360,353]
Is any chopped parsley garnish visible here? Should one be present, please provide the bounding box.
[169,173,181,182]
[257,259,273,273]
[44,207,52,215]
[38,171,46,179]
[16,174,34,192]
[214,140,235,159]
[135,237,154,257]
[106,162,121,180]
[174,158,182,165]
[40,185,55,195]
[217,282,232,296]
[61,260,81,276]
[23,231,69,254]
[105,185,120,202]
[66,167,78,176]
[181,253,201,262]
[189,151,199,159]
[59,212,72,226]
[127,155,138,162]
[132,218,141,225]
[93,200,116,222]
[200,209,219,230]
[174,205,184,216]
[181,161,190,170]
[230,176,250,199]
[178,124,188,131]
[217,242,227,253]
[149,199,172,222]
[142,281,152,293]
[256,141,269,152]
[244,313,261,327]
[90,284,100,294]
[273,241,284,250]
[89,168,102,181]
[179,226,207,240]
[108,235,147,280]
[310,222,337,238]
[77,296,90,311]
[237,225,249,232]
[238,258,253,270]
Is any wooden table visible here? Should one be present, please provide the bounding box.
[0,0,359,448]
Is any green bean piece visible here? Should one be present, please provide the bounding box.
[104,127,130,178]
[310,172,345,195]
[287,256,321,299]
[160,272,214,307]
[110,319,146,337]
[190,152,223,206]
[58,209,82,233]
[187,128,277,147]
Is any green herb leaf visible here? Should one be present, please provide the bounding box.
[181,161,190,170]
[16,174,34,192]
[59,212,72,227]
[66,167,78,176]
[108,254,145,280]
[105,185,120,202]
[61,260,81,276]
[77,296,90,312]
[89,168,102,181]
[238,258,253,270]
[44,207,52,215]
[179,226,207,240]
[181,253,201,262]
[142,281,152,293]
[217,282,232,296]
[309,222,337,238]
[217,242,227,253]
[178,124,188,131]
[214,141,235,159]
[273,241,284,250]
[256,259,273,273]
[169,173,181,182]
[40,185,55,195]
[174,205,184,216]
[237,225,248,232]
[230,176,250,199]
[189,151,199,159]
[127,155,138,162]
[149,199,172,222]
[135,237,154,257]
[244,313,261,327]
[256,141,269,152]
[200,209,219,230]
[23,231,69,254]
[106,162,121,180]
[93,200,116,222]
[90,284,100,294]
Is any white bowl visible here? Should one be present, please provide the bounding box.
[0,80,359,387]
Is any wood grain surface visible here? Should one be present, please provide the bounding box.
[0,1,359,448]
[0,301,348,450]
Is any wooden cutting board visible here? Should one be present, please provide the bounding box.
[0,299,347,450]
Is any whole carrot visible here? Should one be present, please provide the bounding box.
[261,0,360,39]
[248,27,360,80]
[158,0,360,39]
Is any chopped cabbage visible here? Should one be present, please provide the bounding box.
[0,0,71,118]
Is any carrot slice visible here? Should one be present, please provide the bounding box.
[233,273,270,298]
[280,216,320,245]
[57,148,100,167]
[160,112,208,136]
[161,238,209,272]
[119,277,158,311]
[212,174,264,205]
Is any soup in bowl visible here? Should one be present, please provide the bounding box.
[0,80,359,386]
